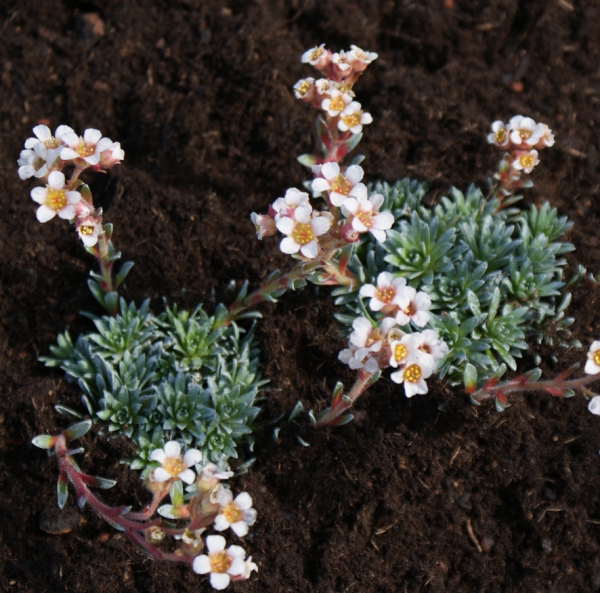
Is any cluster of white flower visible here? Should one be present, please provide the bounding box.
[339,272,448,397]
[148,441,258,590]
[487,115,554,175]
[251,46,393,260]
[17,124,124,247]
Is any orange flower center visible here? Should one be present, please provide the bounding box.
[210,551,232,574]
[310,47,323,61]
[222,502,243,524]
[291,223,315,246]
[519,154,534,169]
[45,189,67,211]
[163,456,185,477]
[79,225,94,236]
[342,113,361,128]
[376,287,394,304]
[394,344,407,362]
[404,364,422,383]
[331,175,351,195]
[45,137,61,149]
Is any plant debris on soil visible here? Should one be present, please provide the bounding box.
[2,1,600,592]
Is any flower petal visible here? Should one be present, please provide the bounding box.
[36,205,56,223]
[150,449,167,463]
[178,469,196,484]
[192,555,211,574]
[206,535,226,553]
[234,492,252,510]
[164,441,181,458]
[210,572,230,590]
[183,448,202,467]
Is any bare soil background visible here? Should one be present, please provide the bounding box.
[2,1,600,592]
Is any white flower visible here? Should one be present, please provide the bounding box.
[512,150,539,173]
[77,217,103,247]
[149,441,202,484]
[405,329,449,366]
[347,45,378,71]
[192,535,248,590]
[339,344,379,372]
[349,316,396,351]
[312,162,366,207]
[18,124,72,179]
[293,77,314,99]
[250,212,276,239]
[537,123,555,148]
[98,141,125,168]
[272,187,311,221]
[315,78,334,95]
[277,206,330,259]
[508,115,543,146]
[301,44,329,69]
[388,334,419,368]
[487,120,510,148]
[359,272,407,311]
[321,89,352,117]
[585,341,600,375]
[232,556,258,582]
[394,286,432,327]
[342,193,394,243]
[214,489,257,537]
[588,396,600,415]
[332,50,352,76]
[30,171,81,223]
[338,101,373,134]
[60,128,114,166]
[390,356,434,397]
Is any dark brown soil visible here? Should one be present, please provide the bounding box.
[2,1,600,592]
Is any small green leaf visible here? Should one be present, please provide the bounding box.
[32,435,57,449]
[57,472,68,509]
[64,420,93,441]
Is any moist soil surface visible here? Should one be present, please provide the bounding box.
[2,1,600,592]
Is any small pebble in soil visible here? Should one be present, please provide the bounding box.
[542,488,557,501]
[458,493,472,511]
[541,537,553,553]
[39,507,80,534]
[481,536,495,552]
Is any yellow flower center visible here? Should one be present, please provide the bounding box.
[519,130,532,140]
[296,80,310,96]
[354,48,368,60]
[45,189,67,211]
[291,223,315,246]
[376,287,394,304]
[79,225,94,236]
[310,47,323,61]
[342,113,361,128]
[494,129,506,144]
[163,456,185,478]
[77,141,96,157]
[594,350,600,366]
[404,303,415,316]
[329,96,345,112]
[404,364,422,383]
[356,211,373,228]
[222,502,243,524]
[45,137,61,149]
[519,154,534,169]
[210,551,232,574]
[331,175,351,195]
[394,344,407,362]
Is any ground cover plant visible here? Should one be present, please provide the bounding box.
[3,1,600,592]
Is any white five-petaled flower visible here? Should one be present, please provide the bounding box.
[588,396,600,416]
[585,341,600,375]
[537,123,555,148]
[349,316,396,352]
[192,535,250,590]
[347,45,378,72]
[277,206,330,259]
[60,128,114,166]
[312,162,366,207]
[342,193,394,243]
[332,50,352,76]
[77,217,103,247]
[214,489,257,537]
[487,120,510,148]
[394,286,432,327]
[149,440,202,484]
[315,78,334,95]
[250,212,277,240]
[388,334,419,368]
[18,124,73,179]
[337,101,373,134]
[98,141,125,169]
[321,89,353,117]
[272,187,311,221]
[30,171,81,223]
[508,115,544,146]
[301,44,329,69]
[293,77,315,99]
[512,150,539,174]
[405,329,449,366]
[359,272,407,312]
[390,354,434,397]
[338,344,379,372]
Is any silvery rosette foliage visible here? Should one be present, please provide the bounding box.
[331,179,578,389]
[40,298,267,471]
